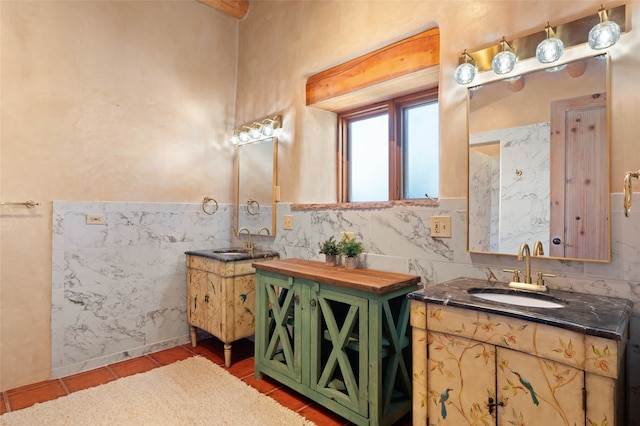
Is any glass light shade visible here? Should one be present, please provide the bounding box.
[492,50,516,75]
[238,131,250,143]
[536,37,564,63]
[261,123,274,136]
[229,135,240,145]
[454,62,476,85]
[589,20,620,49]
[249,125,262,139]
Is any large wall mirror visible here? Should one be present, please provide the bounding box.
[467,54,610,262]
[236,137,277,236]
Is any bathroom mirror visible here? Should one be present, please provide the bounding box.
[236,137,277,236]
[467,54,610,262]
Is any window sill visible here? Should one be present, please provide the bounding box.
[291,199,439,211]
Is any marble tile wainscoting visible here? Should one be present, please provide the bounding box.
[51,195,640,422]
[268,196,640,423]
[51,201,235,378]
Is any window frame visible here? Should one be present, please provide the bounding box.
[337,88,439,204]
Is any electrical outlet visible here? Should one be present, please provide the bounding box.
[86,214,105,225]
[430,216,451,238]
[340,231,355,241]
[283,215,293,230]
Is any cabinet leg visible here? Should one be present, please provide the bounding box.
[224,343,232,368]
[190,325,197,347]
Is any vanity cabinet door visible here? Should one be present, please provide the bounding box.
[254,271,304,384]
[310,285,369,416]
[496,347,585,426]
[427,331,497,425]
[187,268,208,330]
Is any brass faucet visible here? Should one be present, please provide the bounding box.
[506,242,552,292]
[238,227,254,251]
[533,241,544,256]
[517,243,532,284]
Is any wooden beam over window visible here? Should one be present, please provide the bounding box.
[197,0,249,19]
[306,28,440,112]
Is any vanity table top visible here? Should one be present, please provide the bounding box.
[185,248,279,262]
[253,258,421,295]
[408,277,633,340]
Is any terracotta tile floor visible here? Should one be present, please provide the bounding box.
[0,337,412,425]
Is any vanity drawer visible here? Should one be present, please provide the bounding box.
[425,303,587,370]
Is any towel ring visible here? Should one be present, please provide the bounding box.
[201,197,219,215]
[246,199,260,215]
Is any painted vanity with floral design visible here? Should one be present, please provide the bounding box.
[185,249,278,367]
[408,277,633,426]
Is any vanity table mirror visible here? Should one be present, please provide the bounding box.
[236,137,277,236]
[467,54,610,262]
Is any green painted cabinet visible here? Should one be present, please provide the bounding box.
[254,259,420,426]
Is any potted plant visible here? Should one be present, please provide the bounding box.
[337,235,364,269]
[319,236,340,266]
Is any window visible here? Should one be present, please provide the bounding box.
[338,89,439,203]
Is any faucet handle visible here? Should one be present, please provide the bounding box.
[503,269,520,283]
[535,272,555,286]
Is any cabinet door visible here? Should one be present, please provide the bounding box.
[187,269,208,330]
[310,285,369,416]
[496,347,584,426]
[255,272,303,383]
[428,331,497,425]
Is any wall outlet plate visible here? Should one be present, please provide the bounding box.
[430,216,451,238]
[86,214,105,225]
[283,215,293,230]
[340,231,355,241]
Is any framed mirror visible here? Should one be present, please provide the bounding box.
[467,54,610,262]
[236,137,277,236]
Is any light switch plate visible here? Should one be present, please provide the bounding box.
[430,216,451,238]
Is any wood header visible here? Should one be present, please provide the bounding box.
[197,0,249,19]
[253,258,421,295]
[306,28,440,112]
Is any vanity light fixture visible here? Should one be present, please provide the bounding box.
[536,22,564,64]
[453,50,477,85]
[491,37,516,75]
[230,115,282,145]
[589,4,621,50]
[456,5,625,81]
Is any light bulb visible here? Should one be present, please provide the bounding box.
[249,125,262,139]
[261,123,274,137]
[536,24,564,64]
[492,51,516,74]
[454,62,476,85]
[589,20,620,49]
[239,131,250,143]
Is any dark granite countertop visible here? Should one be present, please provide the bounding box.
[185,248,279,262]
[408,277,633,340]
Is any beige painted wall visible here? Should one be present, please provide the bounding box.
[236,0,640,203]
[0,1,238,390]
[1,0,639,393]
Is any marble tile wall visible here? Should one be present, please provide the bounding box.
[51,196,640,423]
[268,196,639,423]
[51,201,234,378]
[469,123,550,254]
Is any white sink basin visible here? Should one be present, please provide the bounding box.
[468,288,565,309]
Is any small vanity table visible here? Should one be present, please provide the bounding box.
[253,258,420,426]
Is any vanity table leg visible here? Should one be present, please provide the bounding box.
[224,343,232,368]
[190,325,197,347]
